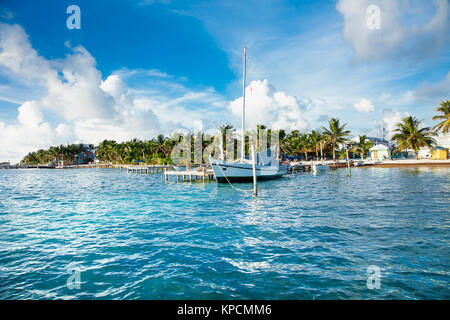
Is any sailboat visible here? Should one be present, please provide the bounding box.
[210,47,288,183]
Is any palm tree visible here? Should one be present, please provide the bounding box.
[218,124,235,158]
[299,133,310,160]
[282,130,299,156]
[308,130,323,160]
[432,100,450,134]
[321,118,351,162]
[154,135,169,157]
[337,147,347,160]
[391,116,436,160]
[353,135,374,160]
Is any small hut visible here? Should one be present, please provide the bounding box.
[431,146,448,160]
[369,144,391,161]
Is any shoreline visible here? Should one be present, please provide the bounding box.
[302,159,450,169]
[373,162,450,168]
[370,159,450,168]
[5,160,450,170]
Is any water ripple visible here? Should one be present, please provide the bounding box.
[0,167,449,299]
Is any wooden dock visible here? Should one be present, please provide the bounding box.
[329,162,357,169]
[126,165,172,173]
[164,169,215,182]
[289,164,312,173]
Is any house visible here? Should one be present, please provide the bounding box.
[0,161,10,169]
[418,147,431,159]
[74,151,94,164]
[431,146,448,160]
[369,144,391,161]
[413,133,449,159]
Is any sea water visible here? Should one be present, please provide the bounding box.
[0,167,449,299]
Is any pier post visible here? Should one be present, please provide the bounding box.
[251,145,257,196]
[346,149,351,177]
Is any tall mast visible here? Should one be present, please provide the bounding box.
[241,47,247,162]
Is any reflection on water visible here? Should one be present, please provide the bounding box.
[0,167,449,299]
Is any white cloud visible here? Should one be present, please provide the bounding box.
[0,24,55,81]
[17,101,44,127]
[382,109,410,139]
[228,79,309,131]
[0,23,228,163]
[114,67,172,79]
[0,101,58,163]
[336,0,450,61]
[353,98,375,112]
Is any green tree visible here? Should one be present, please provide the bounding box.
[308,130,323,160]
[391,116,436,160]
[321,118,351,162]
[432,100,450,134]
[353,135,374,160]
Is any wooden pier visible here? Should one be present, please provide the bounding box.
[164,169,215,182]
[289,164,312,173]
[126,165,172,174]
[329,162,356,169]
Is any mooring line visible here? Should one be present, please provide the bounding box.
[214,162,254,192]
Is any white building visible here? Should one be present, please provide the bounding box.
[369,144,391,161]
[417,133,449,159]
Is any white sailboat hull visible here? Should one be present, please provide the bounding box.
[211,159,287,183]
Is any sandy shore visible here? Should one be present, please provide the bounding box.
[372,159,450,168]
[299,159,450,168]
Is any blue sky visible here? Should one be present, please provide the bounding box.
[0,0,449,162]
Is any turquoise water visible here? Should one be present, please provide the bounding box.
[0,167,449,299]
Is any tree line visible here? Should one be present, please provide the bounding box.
[22,143,94,165]
[21,100,449,164]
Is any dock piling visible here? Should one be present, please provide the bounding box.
[251,145,257,196]
[163,168,214,183]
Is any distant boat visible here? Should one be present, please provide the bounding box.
[210,47,287,183]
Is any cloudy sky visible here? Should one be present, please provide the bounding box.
[0,0,449,162]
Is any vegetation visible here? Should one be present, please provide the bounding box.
[352,135,374,160]
[390,116,436,160]
[22,144,93,165]
[19,119,351,165]
[432,100,450,134]
[282,129,333,160]
[21,100,449,165]
[321,118,351,162]
[308,130,323,159]
[95,136,176,165]
[337,147,348,160]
